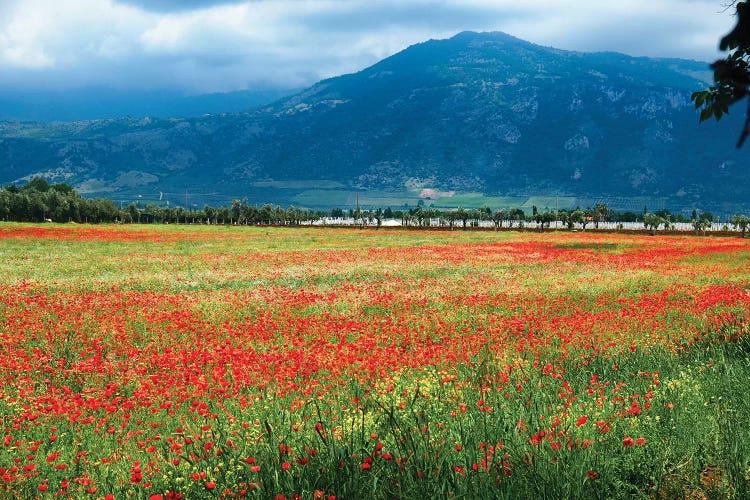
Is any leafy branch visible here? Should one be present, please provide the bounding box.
[692,1,750,147]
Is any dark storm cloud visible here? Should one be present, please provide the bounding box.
[299,3,529,33]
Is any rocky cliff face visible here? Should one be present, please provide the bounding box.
[0,31,747,212]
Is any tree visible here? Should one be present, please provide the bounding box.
[492,209,507,230]
[581,208,595,231]
[127,203,140,224]
[0,190,11,221]
[456,207,469,229]
[643,213,666,235]
[539,211,556,231]
[411,206,425,227]
[468,208,483,227]
[374,208,383,228]
[50,183,75,195]
[445,210,457,229]
[230,199,241,223]
[592,203,610,229]
[693,1,750,147]
[730,213,750,236]
[690,209,713,234]
[567,209,585,230]
[402,212,413,227]
[217,206,230,224]
[509,208,525,228]
[692,216,710,234]
[22,177,50,193]
[204,205,216,224]
[28,196,48,222]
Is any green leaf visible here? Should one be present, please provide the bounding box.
[700,107,714,122]
[691,91,707,108]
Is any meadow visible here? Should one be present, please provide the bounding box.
[0,223,748,499]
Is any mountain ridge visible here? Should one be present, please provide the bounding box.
[0,31,746,213]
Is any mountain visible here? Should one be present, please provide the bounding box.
[0,87,300,122]
[0,31,747,214]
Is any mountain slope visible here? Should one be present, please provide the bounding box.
[0,31,747,213]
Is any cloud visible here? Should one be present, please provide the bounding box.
[115,0,248,13]
[498,0,730,61]
[0,0,738,94]
[298,1,528,34]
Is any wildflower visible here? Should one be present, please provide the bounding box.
[622,436,635,447]
[576,415,588,427]
[628,401,642,416]
[530,430,545,446]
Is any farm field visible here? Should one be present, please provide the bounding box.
[0,224,749,499]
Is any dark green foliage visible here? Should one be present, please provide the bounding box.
[693,1,750,147]
[0,178,118,222]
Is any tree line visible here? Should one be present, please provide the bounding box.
[1,178,748,237]
[0,178,120,223]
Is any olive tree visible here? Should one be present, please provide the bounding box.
[731,213,750,236]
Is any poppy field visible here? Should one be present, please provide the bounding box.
[0,224,749,499]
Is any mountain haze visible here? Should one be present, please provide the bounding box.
[0,87,299,122]
[0,32,747,213]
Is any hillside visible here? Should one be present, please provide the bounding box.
[0,31,747,213]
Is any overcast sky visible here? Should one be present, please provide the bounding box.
[0,0,738,94]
